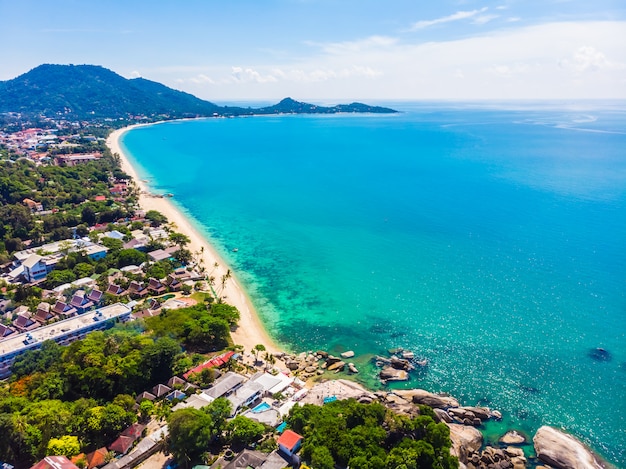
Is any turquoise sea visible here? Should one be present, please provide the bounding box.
[120,102,626,466]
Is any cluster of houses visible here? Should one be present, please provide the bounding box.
[97,360,307,469]
[0,122,104,162]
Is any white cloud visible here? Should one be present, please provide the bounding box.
[129,70,142,78]
[559,46,624,73]
[473,14,499,25]
[411,7,488,30]
[231,67,277,83]
[189,74,216,84]
[158,21,626,100]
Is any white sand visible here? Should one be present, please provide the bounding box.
[106,126,281,354]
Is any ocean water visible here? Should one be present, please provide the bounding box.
[120,102,626,465]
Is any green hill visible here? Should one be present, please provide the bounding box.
[0,64,396,119]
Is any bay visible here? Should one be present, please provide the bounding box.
[121,102,626,465]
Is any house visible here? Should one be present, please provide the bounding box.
[167,376,187,388]
[277,430,303,457]
[183,351,235,380]
[151,383,172,398]
[84,447,108,469]
[106,284,125,296]
[128,281,148,298]
[108,435,135,455]
[147,249,171,262]
[166,389,186,401]
[204,371,244,399]
[136,391,156,403]
[164,274,181,291]
[147,278,166,295]
[22,254,47,282]
[0,324,16,339]
[70,291,94,313]
[227,380,264,416]
[30,456,80,469]
[13,312,40,333]
[120,423,146,440]
[23,198,43,212]
[52,300,77,318]
[218,450,289,469]
[123,238,147,252]
[87,288,103,305]
[34,302,56,324]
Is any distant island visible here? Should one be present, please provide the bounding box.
[0,64,397,120]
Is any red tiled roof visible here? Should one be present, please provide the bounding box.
[277,429,303,450]
[85,447,108,469]
[183,351,235,379]
[109,435,135,454]
[121,422,145,439]
[30,456,80,469]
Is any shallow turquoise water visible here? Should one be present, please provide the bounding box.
[121,103,626,465]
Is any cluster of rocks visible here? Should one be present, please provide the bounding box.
[274,350,360,381]
[274,348,606,469]
[374,348,427,383]
[464,446,527,469]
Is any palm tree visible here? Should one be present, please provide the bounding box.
[253,344,266,364]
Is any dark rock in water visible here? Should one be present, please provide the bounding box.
[520,385,540,394]
[588,347,612,362]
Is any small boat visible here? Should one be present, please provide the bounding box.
[232,248,239,252]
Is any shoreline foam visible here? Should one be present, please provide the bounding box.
[106,125,283,355]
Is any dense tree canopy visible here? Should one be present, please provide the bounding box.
[287,399,458,469]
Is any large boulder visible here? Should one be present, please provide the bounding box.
[447,423,483,464]
[533,426,603,469]
[500,430,527,445]
[380,366,409,381]
[327,360,346,372]
[394,389,460,408]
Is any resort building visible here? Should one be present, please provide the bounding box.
[11,238,108,283]
[0,303,132,379]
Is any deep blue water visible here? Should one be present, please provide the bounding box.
[121,102,626,465]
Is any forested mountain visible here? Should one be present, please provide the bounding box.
[0,64,396,119]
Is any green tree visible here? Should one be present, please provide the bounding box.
[46,435,80,457]
[167,408,214,467]
[253,344,266,364]
[145,210,167,227]
[226,416,265,447]
[311,446,335,469]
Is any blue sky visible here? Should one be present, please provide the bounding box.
[1,0,625,101]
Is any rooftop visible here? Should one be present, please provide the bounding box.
[0,303,132,358]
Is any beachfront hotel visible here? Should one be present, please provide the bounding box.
[0,303,132,379]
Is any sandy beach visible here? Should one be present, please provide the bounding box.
[106,126,281,355]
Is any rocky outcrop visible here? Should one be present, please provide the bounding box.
[379,366,408,382]
[447,423,483,464]
[340,350,355,358]
[394,389,460,409]
[533,426,603,469]
[327,360,346,372]
[348,363,359,373]
[499,430,526,445]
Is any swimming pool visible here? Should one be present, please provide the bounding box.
[252,402,271,413]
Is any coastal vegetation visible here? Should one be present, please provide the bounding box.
[287,399,457,469]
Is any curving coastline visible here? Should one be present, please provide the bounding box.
[107,122,616,468]
[107,125,283,355]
